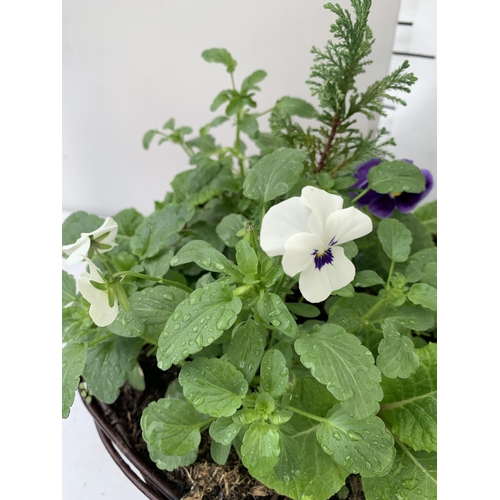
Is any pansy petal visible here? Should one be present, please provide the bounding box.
[93,217,119,246]
[368,195,396,218]
[301,186,343,228]
[352,158,382,188]
[89,302,119,327]
[63,237,91,266]
[282,232,324,277]
[78,273,107,306]
[324,206,372,245]
[327,246,356,290]
[260,197,311,256]
[298,247,355,303]
[298,262,333,303]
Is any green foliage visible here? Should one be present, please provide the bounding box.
[61,1,437,498]
[179,357,248,417]
[295,324,383,419]
[243,148,307,203]
[62,342,87,418]
[156,282,242,370]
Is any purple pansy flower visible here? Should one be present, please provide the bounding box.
[352,158,434,218]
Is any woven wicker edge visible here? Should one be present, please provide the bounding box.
[79,386,181,500]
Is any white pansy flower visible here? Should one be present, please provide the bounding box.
[260,186,372,303]
[62,217,118,266]
[78,260,118,327]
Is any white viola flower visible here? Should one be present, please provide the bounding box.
[78,260,118,327]
[260,186,372,303]
[62,217,118,266]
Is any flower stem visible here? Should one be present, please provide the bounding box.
[87,333,114,347]
[314,115,341,173]
[351,186,371,204]
[96,250,117,274]
[112,271,193,293]
[287,405,325,423]
[140,333,159,346]
[360,297,387,322]
[386,259,396,288]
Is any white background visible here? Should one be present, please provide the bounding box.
[2,0,494,498]
[62,0,404,218]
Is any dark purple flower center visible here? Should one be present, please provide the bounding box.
[312,237,337,270]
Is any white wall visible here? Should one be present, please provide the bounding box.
[63,0,402,217]
[379,0,437,202]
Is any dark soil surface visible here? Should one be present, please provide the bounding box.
[86,347,365,500]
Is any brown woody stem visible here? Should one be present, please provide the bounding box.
[314,115,341,173]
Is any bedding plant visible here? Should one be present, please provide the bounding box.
[62,1,437,499]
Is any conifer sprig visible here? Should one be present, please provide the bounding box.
[307,0,416,173]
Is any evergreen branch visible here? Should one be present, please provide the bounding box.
[347,59,417,119]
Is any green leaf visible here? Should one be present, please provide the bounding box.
[209,416,243,445]
[199,115,228,134]
[257,292,299,339]
[376,318,420,379]
[106,309,144,338]
[142,249,175,278]
[235,239,258,276]
[404,247,437,283]
[389,306,435,332]
[408,283,437,311]
[252,378,348,500]
[239,113,260,139]
[226,320,267,383]
[142,129,158,150]
[294,324,383,419]
[201,48,237,73]
[413,200,437,235]
[377,218,413,263]
[171,240,241,278]
[162,118,175,130]
[141,397,204,457]
[353,270,385,288]
[83,336,144,404]
[62,270,77,306]
[285,302,321,318]
[378,335,419,379]
[211,440,231,465]
[273,428,302,483]
[62,211,104,246]
[241,422,280,476]
[260,349,289,398]
[147,447,198,472]
[393,212,434,254]
[130,203,194,259]
[363,442,437,500]
[317,404,395,477]
[367,160,426,194]
[275,96,316,118]
[243,148,307,203]
[62,343,87,418]
[420,262,437,288]
[157,282,242,370]
[241,70,267,92]
[379,343,437,452]
[129,285,189,327]
[179,357,248,417]
[113,208,144,237]
[210,90,232,112]
[128,363,146,391]
[216,213,247,247]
